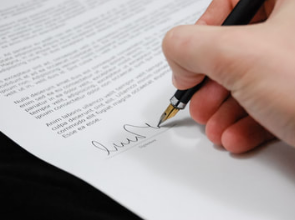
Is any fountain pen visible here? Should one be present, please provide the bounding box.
[158,0,266,127]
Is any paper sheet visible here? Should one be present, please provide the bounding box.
[1,0,295,219]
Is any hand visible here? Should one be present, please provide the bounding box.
[162,0,295,153]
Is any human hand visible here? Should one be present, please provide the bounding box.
[162,0,295,153]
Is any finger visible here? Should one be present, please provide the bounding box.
[196,0,240,25]
[189,80,229,124]
[221,116,275,153]
[248,0,276,23]
[162,24,261,92]
[205,96,248,145]
[165,56,205,90]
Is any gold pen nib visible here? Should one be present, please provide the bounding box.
[158,104,179,127]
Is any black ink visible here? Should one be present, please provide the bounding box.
[92,123,160,156]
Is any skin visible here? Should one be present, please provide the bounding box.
[162,0,295,153]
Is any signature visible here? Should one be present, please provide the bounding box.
[92,123,161,156]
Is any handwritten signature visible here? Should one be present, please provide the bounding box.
[92,123,161,156]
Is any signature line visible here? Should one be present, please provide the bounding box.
[107,124,176,159]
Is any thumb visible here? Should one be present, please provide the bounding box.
[162,24,265,92]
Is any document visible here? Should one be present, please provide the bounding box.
[1,0,295,219]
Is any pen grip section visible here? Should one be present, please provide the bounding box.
[174,77,207,105]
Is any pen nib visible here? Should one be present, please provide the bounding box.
[157,104,179,127]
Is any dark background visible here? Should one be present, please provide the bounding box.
[0,132,142,220]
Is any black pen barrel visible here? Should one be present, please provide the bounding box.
[222,0,266,25]
[173,77,207,105]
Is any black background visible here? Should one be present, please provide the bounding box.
[0,132,142,220]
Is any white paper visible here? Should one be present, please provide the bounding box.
[1,0,295,219]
